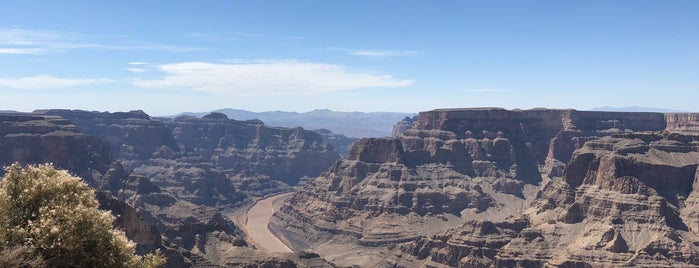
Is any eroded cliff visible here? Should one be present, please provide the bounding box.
[1,111,340,267]
[274,108,699,267]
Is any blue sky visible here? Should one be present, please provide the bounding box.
[0,1,697,115]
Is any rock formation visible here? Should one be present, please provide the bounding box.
[34,110,339,201]
[0,113,193,265]
[665,113,699,133]
[0,113,112,183]
[313,128,357,158]
[274,108,699,267]
[162,113,338,185]
[9,106,699,267]
[1,111,340,267]
[392,115,418,136]
[36,109,179,169]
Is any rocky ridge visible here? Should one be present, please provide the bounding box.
[274,108,699,267]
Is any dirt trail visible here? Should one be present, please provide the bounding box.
[245,192,293,253]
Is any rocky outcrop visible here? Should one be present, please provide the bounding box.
[159,113,339,186]
[0,113,112,184]
[96,191,163,255]
[0,114,195,265]
[26,110,339,206]
[665,113,699,133]
[313,128,357,158]
[274,108,699,267]
[524,131,699,267]
[0,112,279,266]
[406,131,699,267]
[392,115,417,136]
[36,109,179,167]
[401,219,530,267]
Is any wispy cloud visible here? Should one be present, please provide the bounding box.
[188,31,302,42]
[0,75,114,89]
[326,47,420,58]
[124,68,147,73]
[457,88,510,93]
[0,28,200,54]
[349,49,420,58]
[134,60,413,95]
[0,48,47,54]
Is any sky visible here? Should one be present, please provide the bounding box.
[0,1,697,115]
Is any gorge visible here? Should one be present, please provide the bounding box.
[2,107,699,267]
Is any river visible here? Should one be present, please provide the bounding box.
[244,192,293,253]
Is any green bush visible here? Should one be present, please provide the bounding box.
[0,163,165,268]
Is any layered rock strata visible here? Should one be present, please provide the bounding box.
[275,108,699,267]
[36,109,179,168]
[1,112,339,267]
[33,110,339,203]
[0,114,192,265]
[0,113,112,183]
[163,113,338,185]
[313,128,357,158]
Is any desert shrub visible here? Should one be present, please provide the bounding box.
[0,163,164,268]
[0,245,46,268]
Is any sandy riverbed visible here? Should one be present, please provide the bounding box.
[245,192,294,253]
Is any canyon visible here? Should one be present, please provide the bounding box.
[273,108,699,267]
[1,110,337,267]
[3,108,699,267]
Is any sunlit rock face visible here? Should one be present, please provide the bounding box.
[275,108,699,267]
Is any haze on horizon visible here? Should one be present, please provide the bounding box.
[0,1,697,115]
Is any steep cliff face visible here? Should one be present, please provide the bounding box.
[95,191,163,255]
[524,131,699,267]
[313,128,357,158]
[275,108,699,267]
[665,113,699,133]
[31,110,339,202]
[0,113,112,183]
[0,113,285,266]
[0,114,198,265]
[0,111,343,267]
[416,108,667,166]
[36,109,179,169]
[392,115,418,136]
[160,113,339,185]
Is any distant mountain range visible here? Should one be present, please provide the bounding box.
[170,108,415,138]
[588,106,685,113]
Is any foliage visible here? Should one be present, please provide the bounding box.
[0,245,46,268]
[0,163,165,268]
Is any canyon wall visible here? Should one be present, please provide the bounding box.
[1,111,340,267]
[274,108,699,267]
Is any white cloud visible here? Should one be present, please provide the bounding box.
[348,49,419,58]
[124,68,147,73]
[128,61,149,65]
[0,48,47,54]
[0,28,62,46]
[134,60,413,95]
[458,88,510,93]
[0,28,200,54]
[323,48,420,58]
[0,75,113,89]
